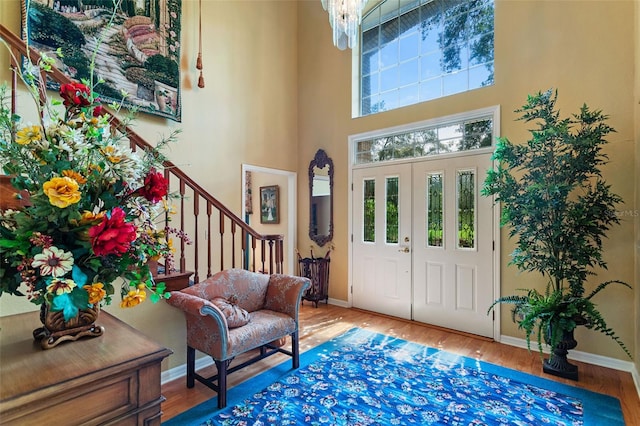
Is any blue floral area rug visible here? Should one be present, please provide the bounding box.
[163,328,624,426]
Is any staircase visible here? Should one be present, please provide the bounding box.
[0,24,284,291]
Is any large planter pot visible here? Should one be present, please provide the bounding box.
[543,328,579,380]
[33,303,104,349]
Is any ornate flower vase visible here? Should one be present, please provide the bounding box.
[154,80,177,114]
[33,303,104,350]
[543,328,579,381]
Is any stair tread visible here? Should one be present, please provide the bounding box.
[153,269,193,292]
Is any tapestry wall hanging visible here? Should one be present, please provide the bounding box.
[22,0,182,122]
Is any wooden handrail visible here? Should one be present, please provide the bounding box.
[0,24,284,282]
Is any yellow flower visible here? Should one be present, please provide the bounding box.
[100,146,123,164]
[120,288,146,308]
[162,199,176,214]
[83,283,106,304]
[79,210,105,225]
[62,169,87,184]
[43,176,81,208]
[15,125,42,145]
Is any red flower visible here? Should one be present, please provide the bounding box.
[92,105,105,117]
[89,207,137,256]
[138,169,168,203]
[59,83,91,109]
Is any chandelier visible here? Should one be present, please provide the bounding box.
[321,0,368,50]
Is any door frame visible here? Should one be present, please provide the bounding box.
[241,164,297,274]
[347,106,502,341]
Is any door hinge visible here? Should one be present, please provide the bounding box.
[492,240,495,251]
[351,234,353,242]
[351,183,353,191]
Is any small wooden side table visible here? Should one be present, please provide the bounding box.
[0,311,172,425]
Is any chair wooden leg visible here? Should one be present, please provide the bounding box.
[186,346,196,388]
[215,359,228,409]
[292,331,300,369]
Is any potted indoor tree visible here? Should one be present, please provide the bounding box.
[482,89,632,380]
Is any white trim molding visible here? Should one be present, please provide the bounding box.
[327,297,350,308]
[500,335,640,399]
[241,164,297,274]
[632,364,640,400]
[162,353,214,385]
[499,335,637,374]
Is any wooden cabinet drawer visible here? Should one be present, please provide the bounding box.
[0,312,172,426]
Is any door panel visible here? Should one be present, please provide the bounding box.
[412,154,493,337]
[352,164,412,319]
[351,154,494,337]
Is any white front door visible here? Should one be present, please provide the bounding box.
[351,153,494,337]
[352,164,412,319]
[411,153,494,337]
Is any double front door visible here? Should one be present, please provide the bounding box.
[352,153,494,337]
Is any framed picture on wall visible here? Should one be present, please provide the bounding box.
[21,0,183,122]
[260,185,279,224]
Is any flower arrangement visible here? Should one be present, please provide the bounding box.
[0,61,188,321]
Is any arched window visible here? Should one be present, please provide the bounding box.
[359,0,494,116]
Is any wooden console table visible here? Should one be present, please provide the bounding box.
[0,311,172,425]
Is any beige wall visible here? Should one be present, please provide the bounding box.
[0,0,637,375]
[298,0,638,364]
[635,0,640,368]
[0,0,299,371]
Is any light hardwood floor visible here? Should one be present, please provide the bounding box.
[161,304,640,424]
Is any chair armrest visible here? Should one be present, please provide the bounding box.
[166,291,231,358]
[166,291,229,335]
[264,274,311,318]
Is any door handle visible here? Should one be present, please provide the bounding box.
[398,246,410,253]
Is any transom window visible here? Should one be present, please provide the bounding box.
[360,0,495,116]
[354,114,494,165]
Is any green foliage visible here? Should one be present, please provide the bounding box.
[28,3,86,49]
[377,133,428,161]
[425,0,494,84]
[94,81,125,101]
[145,54,179,87]
[482,89,631,358]
[59,44,91,82]
[488,282,632,360]
[124,67,155,90]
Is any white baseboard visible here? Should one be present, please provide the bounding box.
[327,298,350,308]
[632,364,640,400]
[499,335,640,399]
[162,353,214,385]
[498,335,635,372]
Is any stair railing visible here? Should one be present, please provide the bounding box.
[0,24,284,288]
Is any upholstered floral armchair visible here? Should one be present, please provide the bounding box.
[166,268,310,408]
